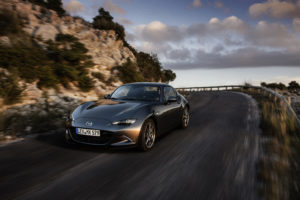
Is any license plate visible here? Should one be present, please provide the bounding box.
[76,128,101,137]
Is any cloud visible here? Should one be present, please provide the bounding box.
[63,0,84,14]
[293,18,300,34]
[129,16,300,70]
[191,0,202,8]
[214,1,224,8]
[214,1,230,13]
[166,48,192,61]
[102,0,125,15]
[249,0,300,19]
[248,21,300,52]
[133,21,184,43]
[167,48,300,69]
[187,16,248,38]
[118,18,132,25]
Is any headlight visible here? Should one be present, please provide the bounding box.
[112,119,136,125]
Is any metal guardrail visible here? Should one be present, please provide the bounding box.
[176,85,300,129]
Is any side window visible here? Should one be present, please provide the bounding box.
[163,87,177,101]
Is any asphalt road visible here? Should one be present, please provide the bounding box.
[0,92,261,200]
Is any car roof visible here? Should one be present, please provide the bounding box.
[123,82,172,87]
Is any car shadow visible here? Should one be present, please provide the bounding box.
[34,131,138,154]
[34,127,184,154]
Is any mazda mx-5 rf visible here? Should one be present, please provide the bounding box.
[65,82,190,151]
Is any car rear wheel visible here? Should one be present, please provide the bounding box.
[181,107,190,128]
[138,119,156,151]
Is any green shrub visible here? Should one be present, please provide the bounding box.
[55,33,77,43]
[261,82,287,90]
[114,59,143,83]
[0,43,48,82]
[36,65,58,88]
[0,72,23,104]
[105,76,116,86]
[92,72,105,81]
[0,9,22,36]
[29,0,65,16]
[78,73,94,92]
[0,33,94,95]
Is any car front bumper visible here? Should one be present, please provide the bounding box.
[65,124,143,147]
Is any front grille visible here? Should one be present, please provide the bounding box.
[69,127,114,145]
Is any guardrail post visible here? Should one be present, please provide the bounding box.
[287,97,291,105]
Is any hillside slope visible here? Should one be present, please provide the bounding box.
[0,0,176,138]
[0,0,174,108]
[0,0,137,106]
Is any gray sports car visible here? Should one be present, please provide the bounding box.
[65,82,190,151]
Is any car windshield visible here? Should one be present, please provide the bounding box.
[111,85,161,102]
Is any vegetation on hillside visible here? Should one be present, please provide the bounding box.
[0,32,94,91]
[92,7,176,83]
[242,88,300,200]
[261,81,300,92]
[29,0,65,16]
[0,9,22,36]
[0,4,176,105]
[93,8,125,40]
[0,72,23,104]
[0,8,95,103]
[113,54,176,84]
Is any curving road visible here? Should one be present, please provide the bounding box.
[0,92,261,200]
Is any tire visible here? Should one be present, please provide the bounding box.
[181,107,190,128]
[138,119,156,151]
[65,129,76,146]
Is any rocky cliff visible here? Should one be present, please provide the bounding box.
[0,0,177,139]
[0,0,136,108]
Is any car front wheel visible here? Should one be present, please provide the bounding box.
[138,119,156,151]
[181,107,190,128]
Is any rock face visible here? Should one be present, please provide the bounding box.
[0,0,136,109]
[0,36,11,46]
[13,1,136,67]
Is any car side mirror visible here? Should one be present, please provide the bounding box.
[104,94,111,99]
[167,96,177,103]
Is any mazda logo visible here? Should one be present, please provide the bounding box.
[85,121,93,126]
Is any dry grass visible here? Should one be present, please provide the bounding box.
[243,88,300,200]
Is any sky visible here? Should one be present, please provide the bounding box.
[62,0,300,87]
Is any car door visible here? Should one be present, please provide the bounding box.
[159,86,182,132]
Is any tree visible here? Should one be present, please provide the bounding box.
[92,8,125,40]
[288,81,300,91]
[114,59,143,83]
[136,52,162,82]
[260,82,287,90]
[261,82,267,87]
[93,8,113,22]
[161,69,176,83]
[47,0,65,16]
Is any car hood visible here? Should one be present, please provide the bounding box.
[73,99,150,122]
